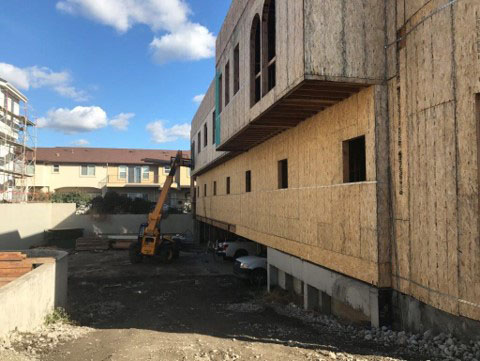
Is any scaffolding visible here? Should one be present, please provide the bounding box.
[0,80,36,203]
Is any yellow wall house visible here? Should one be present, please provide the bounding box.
[190,0,480,338]
[33,147,191,209]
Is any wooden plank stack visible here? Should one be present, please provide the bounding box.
[111,239,135,250]
[75,237,110,251]
[0,252,33,288]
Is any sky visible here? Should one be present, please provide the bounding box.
[0,0,230,150]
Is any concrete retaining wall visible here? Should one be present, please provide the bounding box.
[56,213,194,236]
[0,203,76,250]
[0,250,68,338]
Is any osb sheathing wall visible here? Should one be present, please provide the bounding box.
[388,0,480,321]
[196,87,390,286]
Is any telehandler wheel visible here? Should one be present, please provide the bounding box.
[129,242,143,264]
[159,246,174,264]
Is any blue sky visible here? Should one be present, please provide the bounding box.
[0,0,230,150]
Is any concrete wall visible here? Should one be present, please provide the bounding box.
[0,250,68,338]
[0,203,76,250]
[56,213,194,237]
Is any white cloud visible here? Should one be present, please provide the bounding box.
[38,106,133,134]
[56,0,216,64]
[192,93,205,104]
[109,112,134,131]
[71,139,90,146]
[146,120,191,143]
[0,63,88,102]
[150,23,215,64]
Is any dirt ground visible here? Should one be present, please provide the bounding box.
[2,250,431,361]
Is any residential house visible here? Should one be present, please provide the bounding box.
[33,147,191,210]
[191,0,480,337]
[0,78,35,202]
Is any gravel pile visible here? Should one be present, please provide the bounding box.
[270,302,480,361]
[0,322,92,360]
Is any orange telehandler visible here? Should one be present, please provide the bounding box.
[129,150,191,264]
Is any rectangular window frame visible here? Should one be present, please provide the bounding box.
[52,164,60,173]
[204,122,208,147]
[278,159,288,189]
[245,170,251,193]
[234,44,240,94]
[342,135,367,183]
[142,166,150,180]
[225,61,230,106]
[197,132,201,153]
[81,164,96,177]
[219,73,223,114]
[226,176,231,195]
[118,165,127,179]
[213,181,217,196]
[204,183,207,197]
[212,110,216,145]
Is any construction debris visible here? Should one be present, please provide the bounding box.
[0,252,32,288]
[74,237,110,251]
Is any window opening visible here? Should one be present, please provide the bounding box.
[278,159,288,189]
[343,136,366,183]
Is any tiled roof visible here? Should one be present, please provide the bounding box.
[35,147,190,165]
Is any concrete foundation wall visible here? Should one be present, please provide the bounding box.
[0,250,68,338]
[268,247,380,327]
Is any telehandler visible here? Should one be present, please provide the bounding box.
[129,150,191,264]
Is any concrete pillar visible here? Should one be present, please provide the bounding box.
[319,291,332,315]
[304,284,319,311]
[278,270,286,290]
[268,264,278,292]
[285,273,294,292]
[293,277,303,295]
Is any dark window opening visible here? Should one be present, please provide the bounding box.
[250,15,261,107]
[225,61,230,106]
[343,136,366,183]
[262,0,276,94]
[191,141,195,168]
[219,73,223,113]
[197,132,201,153]
[213,181,217,196]
[234,44,240,94]
[278,159,288,189]
[204,123,208,147]
[245,170,251,193]
[226,176,231,195]
[212,110,216,144]
[204,183,207,197]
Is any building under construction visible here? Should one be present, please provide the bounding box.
[0,79,36,202]
[191,0,480,338]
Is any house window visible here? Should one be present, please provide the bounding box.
[278,159,288,189]
[234,44,240,94]
[212,110,216,145]
[81,165,95,176]
[245,170,251,193]
[213,181,217,196]
[250,15,261,107]
[52,164,60,173]
[225,61,230,106]
[142,166,149,180]
[204,122,208,147]
[219,73,223,113]
[164,165,171,174]
[197,132,201,153]
[191,141,196,167]
[343,136,366,183]
[204,183,207,197]
[262,0,276,94]
[226,176,231,195]
[119,165,127,179]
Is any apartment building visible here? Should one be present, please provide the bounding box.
[0,78,35,202]
[34,147,191,209]
[191,0,480,337]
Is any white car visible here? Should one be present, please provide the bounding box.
[216,238,259,260]
[233,255,268,286]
